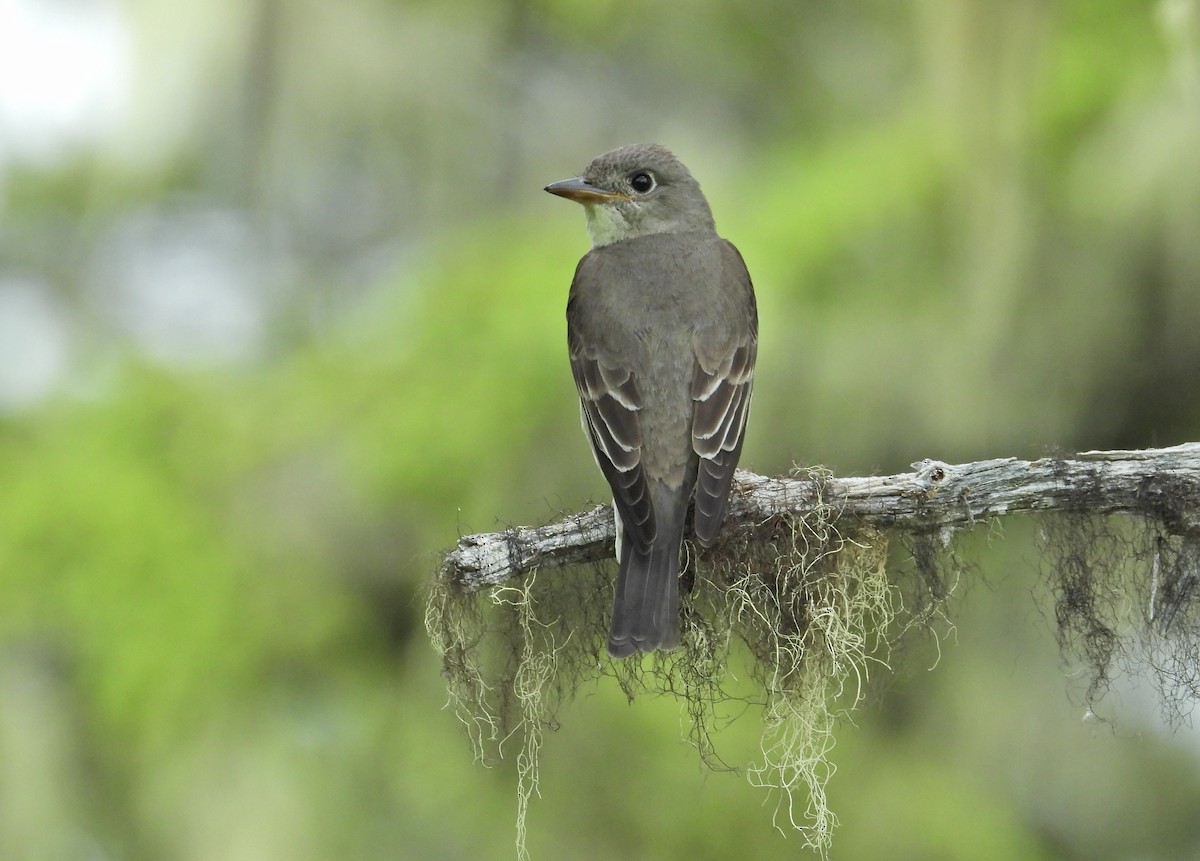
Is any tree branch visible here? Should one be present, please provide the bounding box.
[443,443,1200,591]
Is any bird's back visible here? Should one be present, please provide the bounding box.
[569,232,740,484]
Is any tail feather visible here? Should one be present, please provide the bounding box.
[608,490,687,657]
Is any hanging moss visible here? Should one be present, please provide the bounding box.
[426,468,908,857]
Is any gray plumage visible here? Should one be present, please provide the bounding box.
[546,144,757,658]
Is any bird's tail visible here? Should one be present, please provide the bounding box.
[608,490,687,658]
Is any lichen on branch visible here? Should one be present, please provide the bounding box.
[428,443,1200,857]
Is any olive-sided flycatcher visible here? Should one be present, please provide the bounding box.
[545,144,758,657]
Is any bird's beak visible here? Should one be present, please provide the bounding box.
[544,177,629,204]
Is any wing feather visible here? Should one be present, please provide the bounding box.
[571,352,656,547]
[690,247,758,546]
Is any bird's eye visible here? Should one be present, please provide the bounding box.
[629,172,655,194]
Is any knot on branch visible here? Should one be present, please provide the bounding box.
[911,458,949,489]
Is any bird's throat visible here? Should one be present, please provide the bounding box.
[584,203,634,247]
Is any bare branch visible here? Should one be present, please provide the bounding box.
[443,443,1200,591]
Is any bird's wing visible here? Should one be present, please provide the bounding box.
[568,345,656,549]
[691,243,758,546]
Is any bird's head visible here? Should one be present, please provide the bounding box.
[545,143,715,247]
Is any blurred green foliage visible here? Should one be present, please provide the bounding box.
[2,0,1200,858]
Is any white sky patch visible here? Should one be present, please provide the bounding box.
[0,279,72,412]
[0,0,131,164]
[91,208,270,366]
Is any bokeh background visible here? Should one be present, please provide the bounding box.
[3,0,1200,858]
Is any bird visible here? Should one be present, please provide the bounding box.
[545,144,758,657]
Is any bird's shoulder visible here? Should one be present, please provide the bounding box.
[567,232,756,357]
[570,232,732,300]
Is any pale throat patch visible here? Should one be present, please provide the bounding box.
[584,203,634,247]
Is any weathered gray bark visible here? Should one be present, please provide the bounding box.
[443,443,1200,591]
